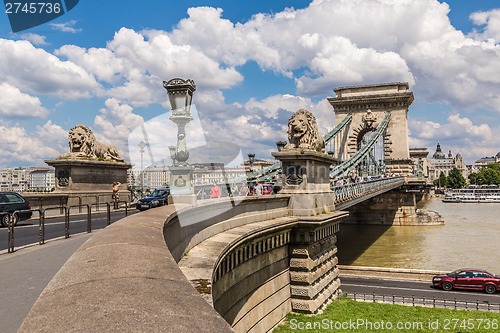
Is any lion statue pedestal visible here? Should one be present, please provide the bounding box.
[45,125,131,205]
[272,109,337,216]
[272,109,346,314]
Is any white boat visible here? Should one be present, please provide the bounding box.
[443,186,500,203]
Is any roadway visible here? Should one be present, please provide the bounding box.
[341,276,500,310]
[0,209,137,252]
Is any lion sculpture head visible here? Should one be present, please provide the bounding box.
[67,125,124,162]
[284,109,325,152]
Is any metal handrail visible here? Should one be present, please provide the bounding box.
[345,291,500,312]
[333,177,404,205]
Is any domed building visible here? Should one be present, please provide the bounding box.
[428,143,467,183]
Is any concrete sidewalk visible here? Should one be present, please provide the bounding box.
[0,232,96,333]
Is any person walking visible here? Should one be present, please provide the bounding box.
[209,182,221,199]
[254,179,263,196]
[112,181,121,209]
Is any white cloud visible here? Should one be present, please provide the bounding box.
[0,83,50,118]
[2,0,500,167]
[50,20,82,33]
[0,39,100,99]
[93,98,145,160]
[409,114,496,163]
[0,121,67,167]
[19,33,48,46]
[469,9,500,41]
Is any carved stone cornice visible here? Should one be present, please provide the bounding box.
[327,92,414,112]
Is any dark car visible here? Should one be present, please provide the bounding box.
[0,192,32,227]
[136,188,170,211]
[432,268,500,294]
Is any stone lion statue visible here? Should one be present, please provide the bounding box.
[284,109,325,152]
[65,125,125,162]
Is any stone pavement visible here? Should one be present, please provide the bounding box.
[0,232,96,333]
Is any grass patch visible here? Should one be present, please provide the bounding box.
[274,297,500,333]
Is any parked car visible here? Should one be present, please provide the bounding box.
[262,183,273,195]
[432,268,500,294]
[0,192,32,227]
[136,188,170,211]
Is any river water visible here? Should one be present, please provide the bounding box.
[336,197,500,274]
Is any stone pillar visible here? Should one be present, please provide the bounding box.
[273,146,348,313]
[288,213,347,313]
[272,150,336,216]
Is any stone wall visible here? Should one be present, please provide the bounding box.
[20,196,345,333]
[342,191,444,225]
[212,227,293,332]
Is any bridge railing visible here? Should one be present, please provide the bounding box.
[2,200,130,253]
[345,291,500,312]
[333,176,405,205]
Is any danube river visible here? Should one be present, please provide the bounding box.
[336,197,500,274]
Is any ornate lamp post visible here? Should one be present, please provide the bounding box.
[138,140,146,196]
[163,78,196,166]
[247,153,255,172]
[275,141,287,152]
[163,78,197,204]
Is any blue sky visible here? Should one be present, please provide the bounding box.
[1,0,500,169]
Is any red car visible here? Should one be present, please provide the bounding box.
[262,183,274,195]
[432,268,500,294]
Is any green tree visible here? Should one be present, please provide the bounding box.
[468,163,500,185]
[446,168,467,189]
[433,171,447,188]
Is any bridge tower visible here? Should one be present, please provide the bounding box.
[328,82,414,176]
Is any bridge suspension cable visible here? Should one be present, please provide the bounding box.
[330,112,391,179]
[239,114,354,183]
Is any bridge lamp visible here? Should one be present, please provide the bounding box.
[163,78,196,166]
[163,78,196,116]
[275,141,287,152]
[168,145,177,165]
[138,140,146,196]
[248,153,255,172]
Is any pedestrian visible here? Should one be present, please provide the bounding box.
[254,179,263,196]
[112,181,121,209]
[209,182,221,199]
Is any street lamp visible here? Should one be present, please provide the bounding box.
[275,141,287,152]
[248,153,255,172]
[163,78,196,202]
[163,78,196,166]
[168,145,177,165]
[138,140,146,196]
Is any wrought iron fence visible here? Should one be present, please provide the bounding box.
[3,201,129,253]
[333,176,405,205]
[345,291,500,312]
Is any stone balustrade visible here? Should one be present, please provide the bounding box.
[20,194,346,333]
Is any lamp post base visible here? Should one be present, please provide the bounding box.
[168,193,197,206]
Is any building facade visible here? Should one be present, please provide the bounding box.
[427,143,467,182]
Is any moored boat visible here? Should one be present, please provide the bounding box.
[443,185,500,203]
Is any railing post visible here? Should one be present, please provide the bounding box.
[39,209,45,245]
[65,206,70,239]
[86,204,91,233]
[106,203,111,225]
[7,214,14,253]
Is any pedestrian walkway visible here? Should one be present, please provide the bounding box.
[0,232,96,333]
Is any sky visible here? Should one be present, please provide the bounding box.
[1,0,500,169]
